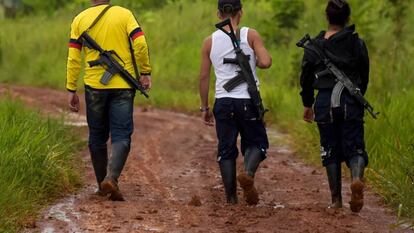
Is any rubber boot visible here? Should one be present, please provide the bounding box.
[107,141,131,181]
[219,159,238,204]
[89,145,108,196]
[349,155,365,213]
[101,141,131,201]
[244,147,264,177]
[325,163,342,208]
[238,147,263,205]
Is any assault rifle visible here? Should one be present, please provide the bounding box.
[215,18,268,120]
[296,34,378,119]
[79,32,149,98]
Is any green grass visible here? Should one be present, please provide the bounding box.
[1,0,414,220]
[0,97,83,232]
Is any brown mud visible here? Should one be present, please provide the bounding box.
[0,85,411,233]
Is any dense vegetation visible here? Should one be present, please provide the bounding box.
[0,0,413,225]
[0,98,83,232]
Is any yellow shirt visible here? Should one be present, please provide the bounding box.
[66,4,152,91]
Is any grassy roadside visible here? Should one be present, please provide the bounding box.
[0,97,83,232]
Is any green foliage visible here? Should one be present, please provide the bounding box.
[0,14,70,88]
[271,0,305,29]
[0,98,83,232]
[21,0,73,14]
[20,0,170,15]
[261,0,306,45]
[0,37,3,65]
[112,0,169,10]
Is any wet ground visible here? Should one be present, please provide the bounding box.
[0,85,411,233]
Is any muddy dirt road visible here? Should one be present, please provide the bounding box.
[1,86,409,233]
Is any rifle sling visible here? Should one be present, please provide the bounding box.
[86,5,113,32]
[236,28,241,46]
[129,36,140,79]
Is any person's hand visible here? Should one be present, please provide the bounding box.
[202,110,214,126]
[303,107,314,123]
[69,92,80,113]
[140,75,152,90]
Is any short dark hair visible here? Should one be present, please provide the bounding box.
[218,0,242,17]
[326,0,351,26]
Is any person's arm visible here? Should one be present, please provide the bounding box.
[66,18,82,112]
[66,18,82,93]
[248,29,272,69]
[358,40,370,95]
[126,11,152,89]
[199,36,214,126]
[300,53,316,123]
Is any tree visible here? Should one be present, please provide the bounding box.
[271,0,305,29]
[1,0,21,18]
[262,0,305,45]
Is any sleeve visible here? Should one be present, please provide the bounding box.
[66,18,82,92]
[126,11,152,76]
[358,40,370,95]
[299,52,316,108]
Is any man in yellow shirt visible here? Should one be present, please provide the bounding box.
[66,0,152,201]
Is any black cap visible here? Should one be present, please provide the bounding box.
[218,0,242,11]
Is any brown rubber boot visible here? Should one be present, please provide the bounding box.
[237,173,259,205]
[350,178,364,212]
[100,178,125,201]
[349,155,366,212]
[94,188,106,197]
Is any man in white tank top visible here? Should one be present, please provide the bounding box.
[199,0,272,205]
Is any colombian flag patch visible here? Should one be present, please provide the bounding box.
[68,39,82,50]
[130,28,144,40]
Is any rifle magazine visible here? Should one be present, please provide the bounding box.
[223,75,245,92]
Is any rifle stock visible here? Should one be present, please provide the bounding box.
[215,18,231,30]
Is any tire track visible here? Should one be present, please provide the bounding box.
[0,85,407,233]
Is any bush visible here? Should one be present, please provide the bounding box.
[262,0,306,45]
[21,0,74,14]
[0,98,83,232]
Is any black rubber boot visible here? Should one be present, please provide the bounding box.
[101,141,131,201]
[219,159,238,204]
[349,155,366,212]
[107,141,131,181]
[89,145,108,189]
[237,147,264,205]
[243,147,264,177]
[325,163,342,208]
[350,155,365,180]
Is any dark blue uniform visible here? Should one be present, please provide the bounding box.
[300,25,370,167]
[213,98,269,162]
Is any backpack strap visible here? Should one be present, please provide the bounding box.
[86,5,113,32]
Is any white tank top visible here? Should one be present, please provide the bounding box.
[210,27,259,99]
